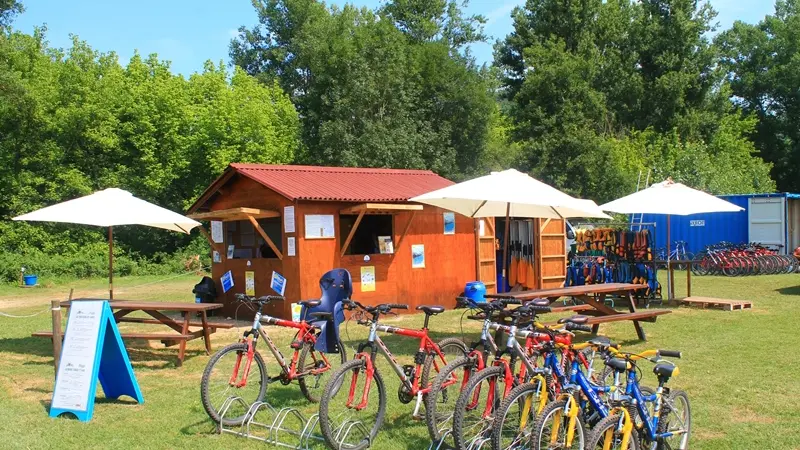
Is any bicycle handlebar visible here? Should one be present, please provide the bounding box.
[658,350,681,359]
[565,323,592,333]
[235,293,285,303]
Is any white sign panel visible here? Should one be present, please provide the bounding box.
[51,301,104,412]
[305,214,335,239]
[284,206,296,233]
[210,221,224,244]
[689,220,705,227]
[287,237,296,256]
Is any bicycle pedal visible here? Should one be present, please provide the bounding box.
[290,340,303,349]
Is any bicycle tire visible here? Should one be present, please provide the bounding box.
[424,354,480,447]
[200,342,268,426]
[490,377,548,450]
[298,338,347,403]
[319,358,387,450]
[585,413,640,450]
[421,337,468,400]
[452,365,506,450]
[531,398,586,450]
[655,389,691,450]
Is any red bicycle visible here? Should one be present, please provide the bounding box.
[318,300,467,450]
[200,294,346,425]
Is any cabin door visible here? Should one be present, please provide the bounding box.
[474,219,497,294]
[534,218,567,289]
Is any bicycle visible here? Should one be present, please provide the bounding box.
[586,349,689,450]
[655,241,693,271]
[200,294,346,425]
[318,300,467,450]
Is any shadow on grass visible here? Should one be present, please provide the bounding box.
[776,285,800,296]
[40,395,140,414]
[0,336,54,357]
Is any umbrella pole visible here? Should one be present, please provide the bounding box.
[502,203,511,293]
[108,226,114,300]
[666,215,671,301]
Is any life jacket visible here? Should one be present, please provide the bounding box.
[576,262,586,285]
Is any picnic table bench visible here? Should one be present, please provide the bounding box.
[487,283,671,341]
[32,299,229,366]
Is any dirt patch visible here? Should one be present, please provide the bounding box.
[694,429,725,440]
[730,406,776,424]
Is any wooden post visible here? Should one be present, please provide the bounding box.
[108,226,114,300]
[686,260,692,298]
[51,295,66,377]
[502,203,511,293]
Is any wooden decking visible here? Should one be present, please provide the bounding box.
[679,296,752,311]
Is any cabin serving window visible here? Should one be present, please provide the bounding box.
[340,214,393,255]
[225,218,282,259]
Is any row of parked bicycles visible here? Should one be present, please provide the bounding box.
[690,242,798,276]
[200,285,690,449]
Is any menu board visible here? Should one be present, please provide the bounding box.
[304,214,335,239]
[51,301,103,412]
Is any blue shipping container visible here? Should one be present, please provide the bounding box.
[640,193,800,255]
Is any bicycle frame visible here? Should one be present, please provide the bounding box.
[346,321,448,411]
[230,307,334,388]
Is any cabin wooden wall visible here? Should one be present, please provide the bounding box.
[535,218,567,289]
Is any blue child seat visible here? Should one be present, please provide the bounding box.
[301,268,351,354]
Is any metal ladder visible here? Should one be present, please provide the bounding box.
[630,169,651,231]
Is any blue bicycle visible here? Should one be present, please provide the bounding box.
[586,349,690,450]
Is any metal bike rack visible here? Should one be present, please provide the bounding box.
[332,418,370,450]
[215,396,325,450]
[427,427,453,450]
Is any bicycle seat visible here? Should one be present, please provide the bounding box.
[653,363,678,379]
[528,298,550,308]
[309,311,333,320]
[605,358,630,372]
[416,305,445,315]
[588,336,617,348]
[558,315,589,325]
[299,300,322,308]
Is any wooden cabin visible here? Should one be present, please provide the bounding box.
[187,164,566,319]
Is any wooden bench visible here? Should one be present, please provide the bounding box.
[116,317,235,329]
[33,330,192,344]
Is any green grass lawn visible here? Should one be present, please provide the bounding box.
[1,272,799,449]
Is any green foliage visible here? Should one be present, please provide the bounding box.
[494,0,775,202]
[716,0,800,193]
[0,0,22,28]
[0,27,299,269]
[230,0,494,179]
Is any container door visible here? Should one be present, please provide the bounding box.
[748,197,787,253]
[475,219,497,294]
[789,199,800,252]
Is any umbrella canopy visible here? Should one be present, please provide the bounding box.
[410,169,611,219]
[13,188,200,233]
[599,179,744,216]
[13,188,201,298]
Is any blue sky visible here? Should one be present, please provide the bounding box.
[13,0,777,76]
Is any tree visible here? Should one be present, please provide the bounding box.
[0,0,22,28]
[230,0,494,179]
[716,0,800,193]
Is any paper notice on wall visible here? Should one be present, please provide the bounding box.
[271,271,287,296]
[211,221,223,243]
[411,244,425,268]
[213,251,221,263]
[291,303,302,322]
[51,301,103,412]
[360,266,376,292]
[284,206,295,233]
[287,237,296,256]
[444,212,455,235]
[479,220,485,237]
[245,271,255,296]
[227,245,235,259]
[221,271,234,293]
[305,214,335,239]
[378,236,394,254]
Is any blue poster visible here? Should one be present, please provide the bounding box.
[221,270,234,293]
[271,271,286,296]
[443,212,455,235]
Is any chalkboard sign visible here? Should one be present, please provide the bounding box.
[50,300,143,422]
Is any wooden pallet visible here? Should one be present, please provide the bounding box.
[679,296,752,311]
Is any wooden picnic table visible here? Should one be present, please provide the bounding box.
[487,283,670,341]
[33,299,228,367]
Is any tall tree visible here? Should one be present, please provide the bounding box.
[716,0,800,193]
[230,0,494,179]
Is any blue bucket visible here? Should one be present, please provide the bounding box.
[23,274,38,286]
[464,281,487,303]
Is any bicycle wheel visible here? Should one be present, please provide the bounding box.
[319,358,386,450]
[531,397,586,450]
[424,354,480,447]
[655,390,691,450]
[585,413,640,450]
[690,252,708,276]
[200,342,267,426]
[421,337,468,398]
[298,338,347,403]
[490,377,548,450]
[452,366,510,450]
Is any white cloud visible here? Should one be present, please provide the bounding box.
[485,0,525,27]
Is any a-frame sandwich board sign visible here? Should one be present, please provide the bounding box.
[50,300,143,422]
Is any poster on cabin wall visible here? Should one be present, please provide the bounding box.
[305,214,335,239]
[221,271,234,293]
[284,206,295,233]
[287,237,296,256]
[211,221,224,243]
[271,271,287,296]
[245,271,255,296]
[378,236,394,254]
[213,251,221,263]
[227,245,235,259]
[360,266,376,292]
[411,244,425,268]
[444,213,456,235]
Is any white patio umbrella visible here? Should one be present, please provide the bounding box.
[411,169,611,290]
[600,178,744,298]
[13,188,201,298]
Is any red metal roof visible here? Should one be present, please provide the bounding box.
[229,163,454,202]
